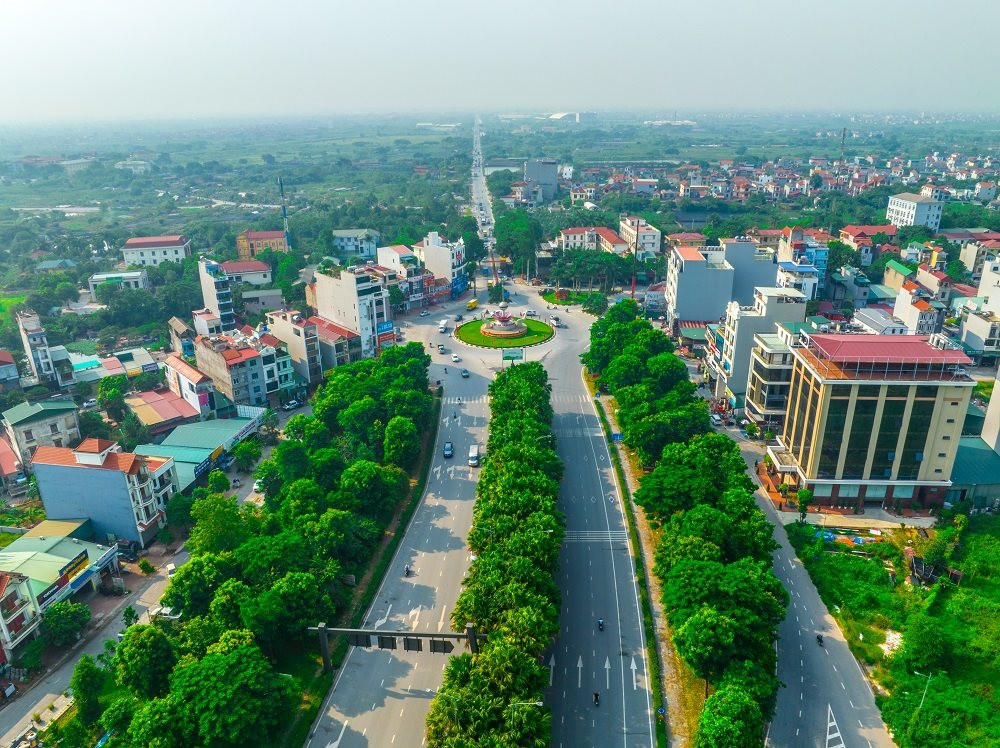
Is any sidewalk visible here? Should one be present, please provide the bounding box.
[0,546,188,745]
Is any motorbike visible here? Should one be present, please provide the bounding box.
[598,619,604,631]
[816,634,824,646]
[593,692,600,706]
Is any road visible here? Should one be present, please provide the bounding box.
[305,310,489,748]
[728,437,896,748]
[543,310,656,746]
[0,551,188,746]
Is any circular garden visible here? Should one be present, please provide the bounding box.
[456,317,554,348]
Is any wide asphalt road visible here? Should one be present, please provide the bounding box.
[306,311,491,748]
[542,308,656,747]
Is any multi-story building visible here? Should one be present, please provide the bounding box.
[167,317,196,357]
[412,232,468,299]
[122,235,191,267]
[894,281,941,335]
[265,310,360,385]
[192,309,223,337]
[524,159,559,200]
[706,287,806,411]
[853,308,909,336]
[960,311,1000,361]
[720,237,779,305]
[745,327,797,432]
[776,260,820,300]
[766,333,973,511]
[558,227,598,251]
[0,351,19,391]
[87,270,150,295]
[1,399,80,465]
[886,193,943,232]
[236,230,287,261]
[664,245,734,326]
[595,227,629,257]
[309,316,363,370]
[377,245,429,311]
[193,336,267,406]
[242,289,285,315]
[163,354,216,420]
[17,310,54,383]
[618,217,661,260]
[959,239,1000,283]
[332,229,380,258]
[32,439,177,548]
[777,227,830,289]
[198,260,237,332]
[313,266,391,358]
[0,570,43,665]
[220,260,272,286]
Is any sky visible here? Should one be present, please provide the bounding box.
[2,0,998,122]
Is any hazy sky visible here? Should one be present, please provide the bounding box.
[2,0,998,121]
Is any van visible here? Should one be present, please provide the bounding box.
[468,445,480,467]
[438,319,448,333]
[467,299,478,311]
[710,414,723,427]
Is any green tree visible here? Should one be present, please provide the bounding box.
[901,614,952,673]
[97,374,128,420]
[338,460,407,522]
[230,439,261,473]
[488,282,505,303]
[161,553,236,617]
[944,258,968,282]
[675,606,737,695]
[122,604,139,628]
[116,624,176,698]
[383,415,420,469]
[796,488,813,522]
[77,410,112,441]
[207,469,230,494]
[41,600,91,647]
[696,684,764,748]
[582,292,608,315]
[70,654,104,725]
[187,493,250,554]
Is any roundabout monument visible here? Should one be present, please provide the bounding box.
[455,303,554,348]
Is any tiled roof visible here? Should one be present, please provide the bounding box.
[594,227,626,244]
[677,246,705,262]
[221,260,270,273]
[75,438,115,453]
[125,389,199,427]
[0,350,14,366]
[0,433,20,476]
[124,235,188,248]
[807,334,970,365]
[164,355,210,384]
[307,316,360,341]
[243,230,286,240]
[31,445,142,475]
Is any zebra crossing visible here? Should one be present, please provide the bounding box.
[442,394,597,405]
[563,530,628,545]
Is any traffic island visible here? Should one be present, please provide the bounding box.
[455,315,553,348]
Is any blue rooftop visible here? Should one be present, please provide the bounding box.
[778,262,818,274]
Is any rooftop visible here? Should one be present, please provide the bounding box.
[676,246,705,262]
[242,230,286,241]
[891,192,940,204]
[220,260,270,274]
[2,399,77,427]
[125,389,200,429]
[951,437,1000,487]
[31,444,143,475]
[124,235,189,249]
[794,333,973,382]
[164,354,210,384]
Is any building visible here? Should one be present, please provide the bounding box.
[198,260,237,332]
[32,439,177,548]
[2,399,80,465]
[167,317,195,357]
[766,333,973,511]
[664,245,734,326]
[744,327,796,432]
[87,270,150,295]
[777,227,830,289]
[959,239,1000,282]
[17,310,56,384]
[854,308,909,336]
[838,225,897,261]
[0,433,28,501]
[220,260,272,286]
[332,229,380,258]
[706,287,806,412]
[894,282,941,335]
[236,230,287,261]
[0,570,43,666]
[828,266,871,308]
[558,227,599,251]
[242,288,285,314]
[193,336,267,406]
[0,351,20,391]
[125,388,200,435]
[163,354,216,420]
[309,316,363,370]
[265,310,323,385]
[36,259,77,273]
[595,227,629,257]
[524,159,559,200]
[122,235,191,267]
[776,260,820,300]
[412,232,468,299]
[886,193,943,232]
[376,245,431,312]
[313,266,391,358]
[720,237,779,305]
[192,309,223,337]
[618,217,661,260]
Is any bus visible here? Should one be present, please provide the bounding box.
[467,299,478,311]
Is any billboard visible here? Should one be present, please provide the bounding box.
[502,348,524,361]
[376,320,394,335]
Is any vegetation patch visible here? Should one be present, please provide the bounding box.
[455,318,553,347]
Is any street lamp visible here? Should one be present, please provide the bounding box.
[914,671,936,715]
[508,700,544,731]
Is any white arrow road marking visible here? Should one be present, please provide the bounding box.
[447,465,455,479]
[548,655,555,686]
[442,416,449,426]
[410,604,422,627]
[437,606,447,632]
[604,657,611,689]
[374,604,392,629]
[326,720,349,748]
[433,465,441,481]
[630,657,638,690]
[576,656,583,688]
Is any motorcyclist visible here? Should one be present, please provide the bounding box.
[404,564,411,577]
[598,618,604,631]
[816,634,824,645]
[593,692,600,706]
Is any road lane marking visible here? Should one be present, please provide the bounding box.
[604,657,611,688]
[325,720,349,748]
[577,656,583,687]
[374,605,392,629]
[630,657,638,690]
[437,606,447,632]
[826,704,846,748]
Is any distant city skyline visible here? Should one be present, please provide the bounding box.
[2,0,999,122]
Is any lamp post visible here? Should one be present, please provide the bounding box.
[914,671,935,715]
[508,700,544,732]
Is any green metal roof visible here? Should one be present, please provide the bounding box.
[2,399,78,426]
[160,419,256,450]
[806,315,832,326]
[867,284,897,300]
[951,437,1000,487]
[885,259,914,278]
[134,444,214,491]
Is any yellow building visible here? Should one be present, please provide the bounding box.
[236,230,288,260]
[767,333,973,511]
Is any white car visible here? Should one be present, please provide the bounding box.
[419,310,430,317]
[451,353,461,362]
[253,479,262,493]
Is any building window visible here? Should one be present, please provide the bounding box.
[50,423,59,434]
[23,429,32,441]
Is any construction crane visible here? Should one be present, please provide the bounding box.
[278,176,291,250]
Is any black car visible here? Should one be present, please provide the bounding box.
[461,369,470,378]
[454,313,463,321]
[443,441,454,458]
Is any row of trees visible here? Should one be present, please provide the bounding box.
[55,343,434,747]
[426,362,563,746]
[584,301,788,748]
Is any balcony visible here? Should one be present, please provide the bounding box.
[1,596,29,622]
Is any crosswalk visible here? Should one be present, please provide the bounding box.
[442,394,598,405]
[563,530,628,545]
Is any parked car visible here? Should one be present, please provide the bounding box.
[82,398,98,408]
[461,369,470,378]
[253,479,262,493]
[282,399,300,411]
[443,441,454,458]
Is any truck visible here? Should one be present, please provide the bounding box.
[438,319,448,333]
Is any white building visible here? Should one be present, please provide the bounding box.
[88,270,150,294]
[198,260,236,332]
[192,309,223,337]
[886,193,943,232]
[332,229,380,258]
[122,235,192,267]
[313,266,391,358]
[853,308,909,335]
[893,282,939,335]
[776,261,820,300]
[220,260,272,286]
[163,354,216,420]
[664,245,734,326]
[411,232,469,298]
[618,216,661,260]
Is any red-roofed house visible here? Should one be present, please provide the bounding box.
[193,336,267,406]
[32,440,178,548]
[766,332,973,511]
[0,433,27,500]
[125,388,200,434]
[122,235,191,267]
[220,260,272,286]
[0,569,43,664]
[595,227,629,256]
[0,350,19,390]
[236,229,287,260]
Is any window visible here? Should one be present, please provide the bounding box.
[23,429,33,441]
[946,418,955,423]
[50,423,59,434]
